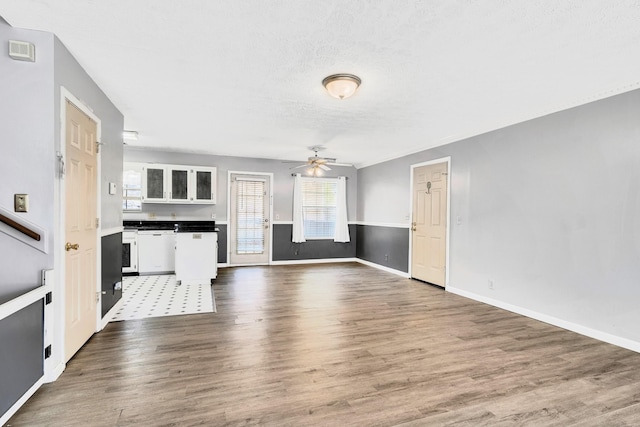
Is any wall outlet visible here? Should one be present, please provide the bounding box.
[211,213,216,219]
[14,194,28,212]
[384,254,389,261]
[275,214,280,220]
[148,212,156,219]
[488,279,494,290]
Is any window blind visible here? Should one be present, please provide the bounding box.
[235,179,265,254]
[302,179,337,239]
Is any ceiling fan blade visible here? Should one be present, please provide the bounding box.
[290,164,308,170]
[326,162,353,167]
[319,164,331,171]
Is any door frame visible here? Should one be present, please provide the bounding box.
[50,87,102,381]
[408,157,451,287]
[226,170,274,266]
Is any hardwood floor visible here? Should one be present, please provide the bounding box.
[6,263,640,426]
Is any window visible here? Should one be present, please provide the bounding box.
[301,178,337,239]
[122,168,142,211]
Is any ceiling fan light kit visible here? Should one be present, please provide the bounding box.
[322,73,361,99]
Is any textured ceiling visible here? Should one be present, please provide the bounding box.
[2,1,640,167]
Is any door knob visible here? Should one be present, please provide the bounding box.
[65,242,79,251]
[411,222,417,232]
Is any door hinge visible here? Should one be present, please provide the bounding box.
[96,218,100,228]
[44,345,52,359]
[95,141,103,153]
[45,292,52,305]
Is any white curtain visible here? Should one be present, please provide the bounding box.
[334,176,350,242]
[292,173,306,243]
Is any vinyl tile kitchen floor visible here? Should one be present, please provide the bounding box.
[111,274,215,322]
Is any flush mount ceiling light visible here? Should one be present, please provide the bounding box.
[322,74,361,99]
[122,130,138,141]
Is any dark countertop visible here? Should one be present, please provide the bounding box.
[123,220,216,232]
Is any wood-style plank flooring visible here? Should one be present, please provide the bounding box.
[6,263,640,426]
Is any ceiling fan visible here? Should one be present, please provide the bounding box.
[287,146,352,176]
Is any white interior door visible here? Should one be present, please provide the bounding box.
[64,100,98,362]
[411,162,448,287]
[229,174,271,265]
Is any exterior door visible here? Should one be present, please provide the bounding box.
[411,162,448,287]
[229,174,271,265]
[65,100,98,362]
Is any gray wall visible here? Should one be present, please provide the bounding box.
[0,20,55,302]
[123,147,358,222]
[357,88,640,344]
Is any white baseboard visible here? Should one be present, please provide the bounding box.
[0,376,44,425]
[270,257,358,266]
[447,286,640,354]
[101,297,124,330]
[355,259,410,278]
[44,362,65,383]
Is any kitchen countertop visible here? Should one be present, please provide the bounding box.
[123,220,216,232]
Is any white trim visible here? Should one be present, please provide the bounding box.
[408,157,451,288]
[447,286,640,354]
[100,296,124,330]
[356,258,411,278]
[0,285,48,322]
[101,226,124,237]
[218,263,229,268]
[271,257,358,266]
[44,362,65,383]
[0,376,44,426]
[55,87,103,378]
[227,170,274,267]
[215,220,228,225]
[354,221,410,228]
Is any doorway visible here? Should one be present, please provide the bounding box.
[228,173,272,265]
[64,100,99,362]
[410,159,450,287]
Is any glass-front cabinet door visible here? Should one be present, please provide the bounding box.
[169,166,190,202]
[191,167,217,203]
[142,165,167,202]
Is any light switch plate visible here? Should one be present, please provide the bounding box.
[14,194,28,212]
[109,182,116,195]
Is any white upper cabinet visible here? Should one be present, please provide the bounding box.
[168,165,190,203]
[138,163,217,205]
[191,167,217,204]
[142,164,168,202]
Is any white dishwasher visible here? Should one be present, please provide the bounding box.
[175,228,217,285]
[137,230,176,274]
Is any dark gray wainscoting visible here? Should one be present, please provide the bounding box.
[0,300,43,416]
[356,225,410,273]
[272,224,356,261]
[217,225,227,264]
[101,232,122,317]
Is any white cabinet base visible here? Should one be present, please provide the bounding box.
[175,232,218,285]
[137,231,176,274]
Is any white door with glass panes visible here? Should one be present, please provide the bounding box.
[229,174,271,265]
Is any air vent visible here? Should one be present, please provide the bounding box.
[8,40,36,62]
